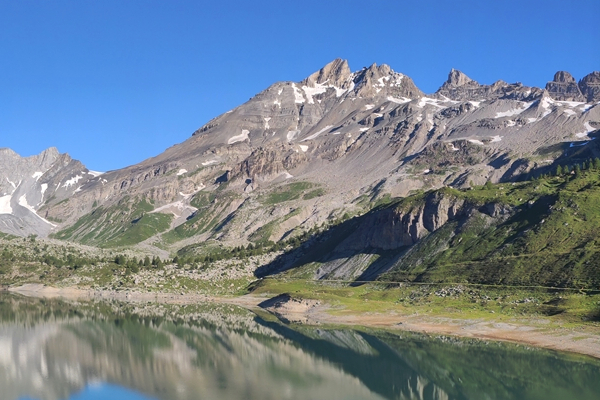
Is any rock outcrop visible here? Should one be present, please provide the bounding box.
[579,71,600,103]
[545,71,585,101]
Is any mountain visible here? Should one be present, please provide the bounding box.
[1,59,599,259]
[0,147,99,237]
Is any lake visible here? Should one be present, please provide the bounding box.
[1,292,599,400]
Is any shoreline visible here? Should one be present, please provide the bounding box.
[7,283,600,360]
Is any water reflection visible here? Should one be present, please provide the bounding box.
[1,293,599,400]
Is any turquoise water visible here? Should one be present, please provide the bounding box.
[2,292,599,400]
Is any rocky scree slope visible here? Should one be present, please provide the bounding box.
[1,60,599,256]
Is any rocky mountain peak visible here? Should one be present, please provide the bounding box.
[445,69,477,87]
[303,58,351,88]
[578,71,600,103]
[552,71,576,83]
[545,70,584,101]
[0,148,19,158]
[350,63,423,99]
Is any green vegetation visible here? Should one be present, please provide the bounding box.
[259,182,317,205]
[381,166,600,288]
[250,278,600,327]
[161,190,238,243]
[53,197,172,248]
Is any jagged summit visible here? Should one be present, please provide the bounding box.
[445,69,478,87]
[303,58,351,87]
[3,60,600,246]
[579,71,600,103]
[545,71,584,101]
[553,71,577,83]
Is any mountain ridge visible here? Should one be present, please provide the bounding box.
[1,60,599,259]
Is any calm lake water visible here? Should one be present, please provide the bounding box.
[1,293,599,400]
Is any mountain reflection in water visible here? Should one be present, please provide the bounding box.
[1,293,599,400]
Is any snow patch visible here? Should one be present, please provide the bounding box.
[570,140,594,148]
[291,83,305,104]
[364,104,375,110]
[299,145,308,152]
[202,160,218,166]
[38,183,48,205]
[423,169,430,174]
[417,97,444,108]
[264,117,271,129]
[468,139,484,145]
[556,100,585,108]
[527,117,538,123]
[62,175,83,189]
[580,104,593,112]
[506,120,516,127]
[575,122,595,138]
[6,178,16,189]
[490,135,503,143]
[273,99,281,107]
[287,130,300,141]
[469,101,481,108]
[177,169,187,176]
[387,96,411,104]
[228,129,249,145]
[333,86,347,97]
[563,109,576,116]
[32,172,43,181]
[18,194,56,226]
[359,128,369,132]
[302,82,328,104]
[0,195,12,214]
[87,170,104,177]
[282,172,293,179]
[302,125,332,141]
[495,102,532,118]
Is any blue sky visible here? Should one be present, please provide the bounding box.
[1,0,598,172]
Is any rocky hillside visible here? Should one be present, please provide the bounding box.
[0,147,99,237]
[258,161,600,288]
[1,59,599,256]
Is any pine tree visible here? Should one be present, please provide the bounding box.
[556,165,563,176]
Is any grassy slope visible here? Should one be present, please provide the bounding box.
[383,172,600,288]
[260,170,600,289]
[53,197,172,248]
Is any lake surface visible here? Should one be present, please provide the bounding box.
[1,293,599,400]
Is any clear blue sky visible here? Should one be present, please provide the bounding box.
[1,0,598,172]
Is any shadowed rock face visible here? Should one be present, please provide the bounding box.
[2,60,599,249]
[545,71,585,101]
[579,71,600,102]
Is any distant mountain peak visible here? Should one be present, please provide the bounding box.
[545,70,584,101]
[552,70,577,83]
[578,71,600,102]
[303,58,351,87]
[445,69,477,87]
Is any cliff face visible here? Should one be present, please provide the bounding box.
[339,192,469,251]
[256,188,515,281]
